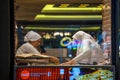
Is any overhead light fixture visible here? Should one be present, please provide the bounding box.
[34,14,102,21]
[80,27,100,30]
[24,26,100,31]
[41,4,102,13]
[24,27,79,30]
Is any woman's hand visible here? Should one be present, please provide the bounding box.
[49,56,59,64]
[97,59,109,65]
[60,60,76,66]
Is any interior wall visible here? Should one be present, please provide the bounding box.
[102,0,111,32]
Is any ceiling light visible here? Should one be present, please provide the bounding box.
[34,14,102,21]
[41,4,102,13]
[25,27,79,30]
[24,26,100,31]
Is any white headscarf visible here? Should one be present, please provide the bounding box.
[72,31,104,64]
[72,31,95,42]
[24,31,42,42]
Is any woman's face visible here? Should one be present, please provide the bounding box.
[35,39,41,46]
[31,39,41,47]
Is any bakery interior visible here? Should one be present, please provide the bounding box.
[14,0,112,66]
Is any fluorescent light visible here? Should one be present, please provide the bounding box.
[34,14,102,20]
[25,27,79,30]
[24,26,100,31]
[41,4,102,13]
[80,27,100,30]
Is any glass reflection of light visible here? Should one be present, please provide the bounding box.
[43,33,51,39]
[59,32,63,37]
[64,32,71,36]
[67,40,82,50]
[15,25,18,29]
[60,69,64,75]
[69,67,81,80]
[54,32,70,37]
[54,32,60,36]
[20,26,23,29]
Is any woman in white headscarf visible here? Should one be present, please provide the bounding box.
[16,31,59,64]
[61,31,105,65]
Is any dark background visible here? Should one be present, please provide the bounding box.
[0,0,11,80]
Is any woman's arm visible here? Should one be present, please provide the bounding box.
[72,39,91,62]
[60,39,91,65]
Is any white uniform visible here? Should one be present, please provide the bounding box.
[72,31,105,64]
[16,42,40,55]
[16,30,42,56]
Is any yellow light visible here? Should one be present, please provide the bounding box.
[59,4,70,8]
[41,4,102,13]
[34,14,102,20]
[60,37,72,47]
[24,26,100,31]
[25,27,79,30]
[78,4,89,7]
[80,27,100,30]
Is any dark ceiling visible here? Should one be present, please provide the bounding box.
[14,0,102,21]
